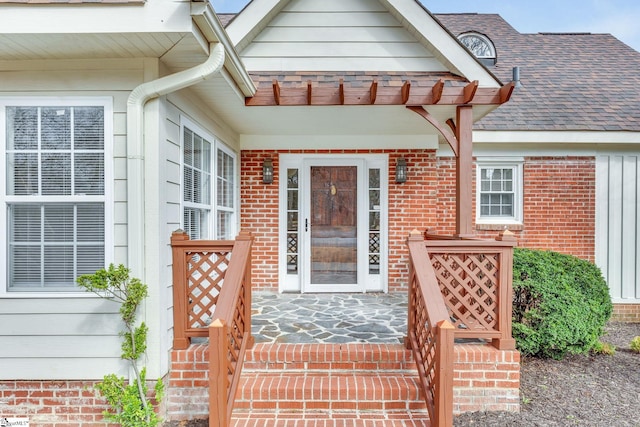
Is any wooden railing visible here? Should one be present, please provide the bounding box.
[424,229,517,350]
[406,230,455,427]
[171,230,254,427]
[406,228,517,426]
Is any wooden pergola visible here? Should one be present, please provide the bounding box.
[245,75,515,237]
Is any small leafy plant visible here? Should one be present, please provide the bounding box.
[631,336,640,353]
[77,264,164,427]
[592,340,616,355]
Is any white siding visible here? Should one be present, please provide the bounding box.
[239,0,448,71]
[596,154,640,303]
[0,58,142,380]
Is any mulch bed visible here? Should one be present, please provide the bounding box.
[454,322,640,426]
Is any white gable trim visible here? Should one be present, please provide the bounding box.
[226,0,290,53]
[381,0,501,87]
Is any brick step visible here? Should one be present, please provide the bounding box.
[231,343,429,424]
[231,415,430,426]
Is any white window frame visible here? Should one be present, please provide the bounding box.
[180,116,238,240]
[0,97,114,297]
[475,157,524,225]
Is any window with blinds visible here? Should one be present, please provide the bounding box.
[4,104,107,291]
[181,118,237,241]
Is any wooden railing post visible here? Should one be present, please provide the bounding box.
[494,229,517,350]
[209,319,228,427]
[434,320,455,427]
[171,230,191,350]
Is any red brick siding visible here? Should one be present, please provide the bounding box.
[241,151,596,291]
[518,157,595,261]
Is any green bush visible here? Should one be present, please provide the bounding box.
[512,248,612,359]
[631,336,640,353]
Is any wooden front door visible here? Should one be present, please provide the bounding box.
[304,163,365,292]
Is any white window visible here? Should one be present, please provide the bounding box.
[181,118,237,240]
[476,158,523,224]
[1,98,112,293]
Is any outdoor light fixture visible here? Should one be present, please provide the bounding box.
[395,157,407,183]
[263,158,274,184]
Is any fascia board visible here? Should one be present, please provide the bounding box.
[226,0,291,52]
[382,0,502,88]
[192,2,257,96]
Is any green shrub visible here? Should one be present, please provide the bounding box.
[631,336,640,353]
[512,248,612,360]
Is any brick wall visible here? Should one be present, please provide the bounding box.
[241,150,597,291]
[453,345,521,413]
[612,304,640,322]
[0,380,111,426]
[166,344,209,421]
[0,378,167,427]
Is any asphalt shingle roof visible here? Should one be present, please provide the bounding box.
[435,13,640,132]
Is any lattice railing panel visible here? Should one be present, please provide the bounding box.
[429,252,500,332]
[186,250,231,328]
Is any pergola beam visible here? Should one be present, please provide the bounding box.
[248,78,514,107]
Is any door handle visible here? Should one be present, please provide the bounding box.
[305,218,309,232]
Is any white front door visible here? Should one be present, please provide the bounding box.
[279,154,388,293]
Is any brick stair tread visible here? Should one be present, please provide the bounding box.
[231,413,431,426]
[236,372,424,402]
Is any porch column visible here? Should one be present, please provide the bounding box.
[455,105,474,237]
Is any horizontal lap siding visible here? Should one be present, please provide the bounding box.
[0,59,139,380]
[240,0,446,71]
[596,154,640,303]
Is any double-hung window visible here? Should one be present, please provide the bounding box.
[476,158,523,225]
[1,98,112,293]
[181,117,237,240]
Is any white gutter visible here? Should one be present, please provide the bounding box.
[126,42,225,280]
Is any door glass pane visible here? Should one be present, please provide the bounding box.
[368,169,381,274]
[286,169,299,274]
[310,166,357,284]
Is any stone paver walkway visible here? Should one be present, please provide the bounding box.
[251,292,407,344]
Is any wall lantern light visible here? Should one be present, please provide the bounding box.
[263,158,274,184]
[395,157,407,183]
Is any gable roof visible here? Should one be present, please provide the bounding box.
[436,13,640,132]
[226,0,501,88]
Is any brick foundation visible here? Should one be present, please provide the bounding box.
[0,378,167,427]
[453,344,521,413]
[0,380,111,426]
[612,303,640,322]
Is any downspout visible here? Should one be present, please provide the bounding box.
[126,42,225,280]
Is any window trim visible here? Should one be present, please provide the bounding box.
[475,157,524,225]
[179,116,238,240]
[0,97,114,297]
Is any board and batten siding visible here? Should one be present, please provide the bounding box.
[239,0,448,71]
[596,154,640,303]
[0,59,141,380]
